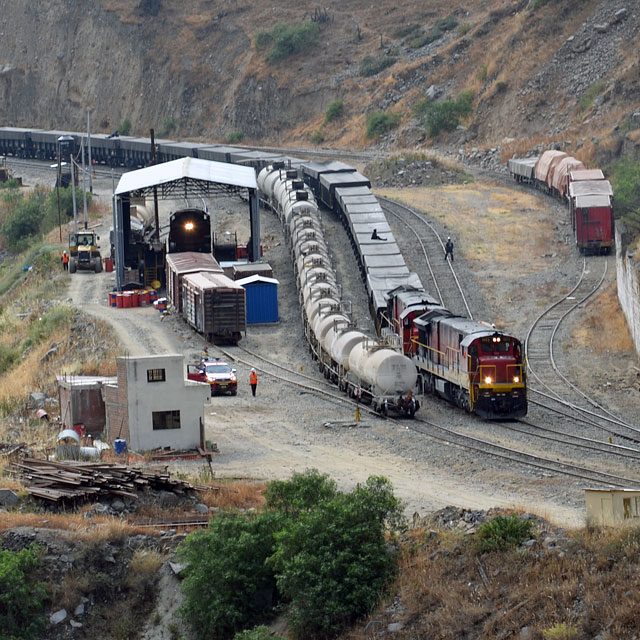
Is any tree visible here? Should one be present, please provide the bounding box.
[178,511,284,640]
[268,476,405,638]
[0,544,48,640]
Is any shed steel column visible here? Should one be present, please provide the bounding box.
[115,196,125,291]
[249,188,260,263]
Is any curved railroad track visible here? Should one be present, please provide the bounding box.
[524,254,640,439]
[220,345,640,490]
[378,196,473,318]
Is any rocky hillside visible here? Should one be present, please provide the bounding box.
[0,0,638,160]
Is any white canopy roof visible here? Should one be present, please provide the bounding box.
[115,157,257,196]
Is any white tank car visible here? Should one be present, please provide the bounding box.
[284,197,318,226]
[331,330,367,370]
[306,297,340,325]
[348,342,417,396]
[295,239,329,261]
[296,252,331,275]
[313,312,350,343]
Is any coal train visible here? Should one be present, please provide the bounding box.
[0,125,527,418]
[508,150,614,254]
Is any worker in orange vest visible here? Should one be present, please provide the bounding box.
[249,368,258,397]
[61,250,69,271]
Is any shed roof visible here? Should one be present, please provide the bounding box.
[165,251,223,274]
[57,375,118,388]
[115,157,257,196]
[236,275,280,286]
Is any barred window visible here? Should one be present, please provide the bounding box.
[147,368,166,382]
[152,410,181,430]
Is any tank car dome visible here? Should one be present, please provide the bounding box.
[330,330,368,368]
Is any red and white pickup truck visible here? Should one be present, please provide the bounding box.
[187,359,238,396]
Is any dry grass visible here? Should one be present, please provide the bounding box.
[0,510,154,539]
[571,282,634,353]
[200,480,266,510]
[346,522,640,640]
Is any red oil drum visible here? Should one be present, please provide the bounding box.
[104,258,114,272]
[130,291,139,307]
[122,292,132,308]
[108,292,117,307]
[116,293,124,308]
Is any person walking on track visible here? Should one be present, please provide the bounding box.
[444,237,454,262]
[249,368,258,397]
[61,250,69,271]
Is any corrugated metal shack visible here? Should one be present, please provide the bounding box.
[57,375,117,436]
[236,275,279,324]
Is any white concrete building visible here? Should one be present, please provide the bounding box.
[104,354,209,452]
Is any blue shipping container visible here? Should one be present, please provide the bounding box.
[237,275,279,324]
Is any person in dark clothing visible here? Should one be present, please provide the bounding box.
[444,237,454,262]
[371,228,387,241]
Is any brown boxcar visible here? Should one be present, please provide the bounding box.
[534,150,567,189]
[182,271,246,343]
[166,252,224,313]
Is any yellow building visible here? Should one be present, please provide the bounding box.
[585,488,640,526]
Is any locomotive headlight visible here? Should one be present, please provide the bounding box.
[484,376,493,385]
[184,222,195,231]
[513,375,520,383]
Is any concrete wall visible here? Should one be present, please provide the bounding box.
[616,222,640,356]
[122,354,210,452]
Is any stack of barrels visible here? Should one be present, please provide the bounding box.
[108,289,159,309]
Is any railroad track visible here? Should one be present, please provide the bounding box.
[379,196,473,318]
[218,345,640,490]
[524,254,640,439]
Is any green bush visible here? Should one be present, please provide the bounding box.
[233,626,286,640]
[264,468,337,516]
[324,99,345,124]
[476,514,533,552]
[366,111,401,139]
[310,130,324,144]
[609,159,640,235]
[578,81,606,113]
[226,131,245,144]
[0,178,22,190]
[162,118,176,135]
[178,511,284,640]
[409,14,458,48]
[0,343,20,375]
[119,119,132,136]
[360,54,396,77]
[413,90,474,137]
[254,22,320,62]
[269,476,405,637]
[0,544,48,640]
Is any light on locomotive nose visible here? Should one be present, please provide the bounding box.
[484,376,493,384]
[513,375,520,383]
[184,222,195,231]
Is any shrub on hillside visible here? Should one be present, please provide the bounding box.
[233,626,286,640]
[254,22,319,62]
[475,514,533,552]
[178,511,285,640]
[360,54,396,77]
[609,159,640,235]
[366,111,401,139]
[324,99,345,124]
[226,131,244,144]
[268,476,405,638]
[119,119,132,136]
[0,544,48,640]
[413,90,474,137]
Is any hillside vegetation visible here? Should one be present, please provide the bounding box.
[0,0,638,168]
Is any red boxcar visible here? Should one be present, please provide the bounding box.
[568,180,614,254]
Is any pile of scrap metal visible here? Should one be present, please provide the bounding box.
[7,458,195,503]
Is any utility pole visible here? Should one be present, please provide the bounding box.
[87,109,93,194]
[71,157,78,234]
[81,140,88,229]
[150,128,160,240]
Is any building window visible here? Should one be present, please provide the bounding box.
[147,368,166,382]
[152,410,181,430]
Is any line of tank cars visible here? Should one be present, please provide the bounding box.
[508,150,614,254]
[0,125,527,419]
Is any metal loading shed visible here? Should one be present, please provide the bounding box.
[236,275,280,324]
